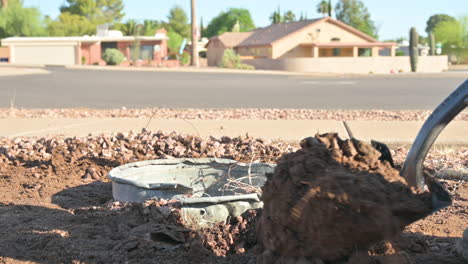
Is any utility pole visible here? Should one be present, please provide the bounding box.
[328,0,332,17]
[190,0,199,67]
[1,0,8,8]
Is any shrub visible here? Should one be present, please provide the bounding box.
[103,48,125,66]
[395,50,405,56]
[219,49,255,70]
[181,52,191,65]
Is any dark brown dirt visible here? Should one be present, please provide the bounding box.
[0,132,466,264]
[259,134,435,262]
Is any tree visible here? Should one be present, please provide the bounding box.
[433,19,463,48]
[60,0,125,24]
[0,0,45,38]
[167,31,183,57]
[113,19,136,35]
[283,11,296,23]
[142,20,161,36]
[335,0,378,38]
[113,19,160,37]
[166,6,190,39]
[200,17,205,38]
[426,14,456,34]
[433,16,468,63]
[205,8,255,38]
[46,12,95,36]
[270,7,283,24]
[231,20,240,32]
[317,0,332,17]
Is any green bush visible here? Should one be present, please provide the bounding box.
[103,48,125,66]
[219,49,255,70]
[181,52,191,65]
[395,50,405,56]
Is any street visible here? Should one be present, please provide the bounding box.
[0,67,465,110]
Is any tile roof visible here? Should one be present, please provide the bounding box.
[237,19,322,47]
[214,32,253,48]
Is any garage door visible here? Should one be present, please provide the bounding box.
[14,45,76,65]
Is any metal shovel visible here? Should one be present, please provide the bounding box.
[401,79,468,211]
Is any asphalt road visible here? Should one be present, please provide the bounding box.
[0,67,466,110]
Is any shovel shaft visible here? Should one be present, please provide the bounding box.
[402,80,468,188]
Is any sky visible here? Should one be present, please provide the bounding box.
[23,0,468,40]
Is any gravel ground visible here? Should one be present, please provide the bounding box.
[2,108,468,121]
[0,129,465,180]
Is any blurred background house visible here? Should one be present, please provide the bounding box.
[205,17,448,73]
[0,25,169,66]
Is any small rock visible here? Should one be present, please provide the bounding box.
[81,172,92,180]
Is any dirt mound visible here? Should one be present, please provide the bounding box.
[259,133,433,262]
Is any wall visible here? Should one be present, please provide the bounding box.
[206,40,225,66]
[243,56,448,74]
[81,42,101,65]
[272,20,371,59]
[82,40,166,66]
[117,42,131,59]
[0,47,9,59]
[279,45,311,59]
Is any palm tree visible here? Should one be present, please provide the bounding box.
[283,11,296,23]
[317,0,332,17]
[269,6,283,24]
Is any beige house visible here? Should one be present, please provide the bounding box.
[235,17,396,59]
[206,17,448,73]
[205,32,252,66]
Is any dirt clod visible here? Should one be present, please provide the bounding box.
[259,133,433,262]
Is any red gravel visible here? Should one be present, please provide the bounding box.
[2,108,467,121]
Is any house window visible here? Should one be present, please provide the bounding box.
[358,48,372,57]
[141,45,154,60]
[331,37,341,42]
[333,48,341,56]
[131,45,154,61]
[101,42,118,58]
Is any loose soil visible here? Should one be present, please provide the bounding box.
[0,131,466,264]
[259,134,437,263]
